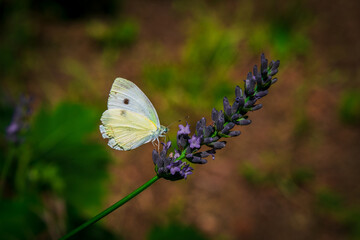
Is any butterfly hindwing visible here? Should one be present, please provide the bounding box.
[100,109,158,151]
[107,78,160,127]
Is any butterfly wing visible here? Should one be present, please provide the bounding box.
[107,78,160,127]
[100,109,159,151]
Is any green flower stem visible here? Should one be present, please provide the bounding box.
[59,175,160,240]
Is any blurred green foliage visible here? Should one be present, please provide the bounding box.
[0,197,44,239]
[87,18,139,64]
[0,101,114,238]
[148,221,208,240]
[248,1,312,59]
[316,188,360,239]
[87,19,139,49]
[240,161,314,195]
[143,14,241,113]
[338,89,360,125]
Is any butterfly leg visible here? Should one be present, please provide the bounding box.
[157,137,160,151]
[151,139,156,148]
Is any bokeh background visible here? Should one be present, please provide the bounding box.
[1,0,360,239]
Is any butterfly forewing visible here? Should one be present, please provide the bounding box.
[108,78,160,127]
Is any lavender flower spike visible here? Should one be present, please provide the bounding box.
[152,54,280,181]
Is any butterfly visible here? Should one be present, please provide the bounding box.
[100,78,168,151]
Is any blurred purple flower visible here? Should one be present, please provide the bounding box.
[6,95,32,144]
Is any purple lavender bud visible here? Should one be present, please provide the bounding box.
[255,90,268,98]
[253,64,258,76]
[200,117,206,127]
[163,157,171,167]
[231,99,240,115]
[178,123,191,135]
[195,151,210,158]
[264,76,272,84]
[251,104,262,111]
[186,153,193,159]
[255,73,262,86]
[236,119,252,125]
[231,113,241,122]
[207,148,216,160]
[190,156,207,164]
[244,99,257,108]
[235,85,243,98]
[211,108,219,122]
[269,60,275,69]
[177,135,188,149]
[223,97,232,117]
[269,68,278,77]
[185,147,192,154]
[204,125,214,137]
[203,136,219,144]
[208,141,226,149]
[221,122,235,134]
[203,137,212,144]
[196,117,206,137]
[236,96,245,108]
[271,60,280,70]
[245,72,256,96]
[228,131,241,137]
[160,145,167,159]
[271,78,278,84]
[244,79,251,95]
[157,167,165,175]
[216,111,225,131]
[261,53,268,78]
[189,134,201,149]
[152,149,160,165]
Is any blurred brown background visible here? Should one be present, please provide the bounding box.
[1,0,360,239]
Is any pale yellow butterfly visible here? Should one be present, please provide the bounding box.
[100,78,168,151]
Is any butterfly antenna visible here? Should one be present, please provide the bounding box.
[167,115,189,129]
[167,119,181,129]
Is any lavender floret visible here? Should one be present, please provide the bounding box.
[189,134,201,149]
[178,123,191,135]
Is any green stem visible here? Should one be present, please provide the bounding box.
[59,175,160,240]
[0,146,16,196]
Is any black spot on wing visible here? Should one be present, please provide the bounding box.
[123,98,129,104]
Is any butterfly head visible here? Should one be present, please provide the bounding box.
[160,125,169,135]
